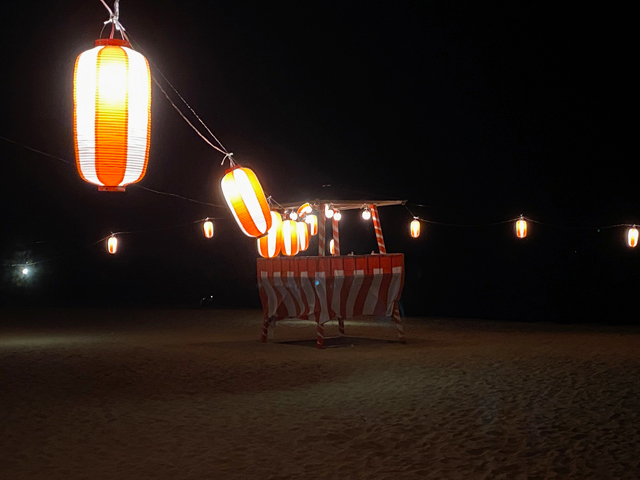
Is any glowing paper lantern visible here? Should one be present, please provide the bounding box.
[325,204,334,219]
[333,210,342,221]
[289,211,298,221]
[297,203,313,217]
[628,227,639,248]
[516,217,527,238]
[281,219,299,256]
[329,238,335,255]
[362,208,371,220]
[410,219,420,238]
[221,166,272,237]
[305,214,318,235]
[257,212,283,258]
[74,39,151,191]
[107,235,118,254]
[203,220,214,238]
[297,221,310,251]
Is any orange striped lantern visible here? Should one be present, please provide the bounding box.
[297,202,313,217]
[203,220,214,239]
[516,217,527,238]
[73,39,151,191]
[305,214,318,236]
[628,226,638,248]
[329,238,335,255]
[221,166,272,237]
[297,221,310,251]
[410,218,420,238]
[257,212,283,258]
[281,219,299,256]
[107,235,118,254]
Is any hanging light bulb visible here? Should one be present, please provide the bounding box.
[289,211,298,221]
[221,165,272,237]
[297,221,310,251]
[297,202,313,217]
[516,216,527,238]
[203,219,214,239]
[410,218,420,238]
[628,226,638,248]
[361,207,371,220]
[305,214,318,235]
[21,267,29,276]
[324,204,334,219]
[257,212,283,258]
[107,235,118,254]
[329,239,335,255]
[74,38,152,191]
[333,210,342,221]
[281,219,300,256]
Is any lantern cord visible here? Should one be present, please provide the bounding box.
[404,205,518,227]
[0,136,72,165]
[134,185,226,208]
[99,0,125,39]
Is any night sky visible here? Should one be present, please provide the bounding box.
[1,1,637,322]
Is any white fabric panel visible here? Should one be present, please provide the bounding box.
[315,272,330,325]
[300,272,316,323]
[122,47,150,185]
[286,271,305,316]
[386,266,403,316]
[260,271,278,317]
[363,268,383,316]
[273,272,296,318]
[331,270,344,318]
[346,269,364,319]
[75,46,102,185]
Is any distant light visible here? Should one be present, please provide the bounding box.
[22,268,29,275]
[516,216,527,239]
[305,214,318,235]
[410,218,420,238]
[329,238,335,255]
[361,208,371,220]
[333,210,342,221]
[108,235,118,254]
[203,220,214,238]
[289,211,298,221]
[628,227,638,248]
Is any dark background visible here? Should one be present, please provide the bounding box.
[1,1,637,323]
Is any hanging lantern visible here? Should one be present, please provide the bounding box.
[324,204,334,219]
[333,210,342,221]
[329,239,335,255]
[107,235,118,254]
[516,216,527,238]
[305,214,318,236]
[203,220,214,238]
[628,226,639,248]
[257,212,283,258]
[410,218,420,238]
[362,208,371,220]
[221,166,272,237]
[281,219,299,256]
[289,211,298,221]
[297,221,310,251]
[74,39,151,191]
[297,202,313,217]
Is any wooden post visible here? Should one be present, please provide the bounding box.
[338,318,345,335]
[260,316,272,343]
[316,320,324,349]
[318,205,326,256]
[392,303,406,344]
[332,217,340,256]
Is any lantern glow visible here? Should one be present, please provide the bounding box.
[297,203,313,217]
[203,220,214,239]
[281,219,299,256]
[324,204,334,219]
[329,239,335,255]
[362,208,371,220]
[289,211,298,221]
[333,210,342,221]
[628,227,639,248]
[516,217,527,238]
[410,219,420,238]
[74,39,151,191]
[257,212,283,258]
[297,221,310,251]
[221,166,272,237]
[107,235,118,254]
[305,214,318,235]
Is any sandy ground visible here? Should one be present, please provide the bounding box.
[1,308,640,479]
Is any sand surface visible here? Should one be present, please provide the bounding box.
[1,308,640,479]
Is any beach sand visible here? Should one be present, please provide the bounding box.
[1,308,639,479]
